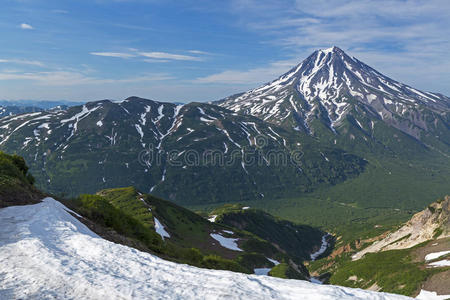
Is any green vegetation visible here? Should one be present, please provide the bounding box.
[211,205,325,262]
[0,151,41,208]
[329,248,441,296]
[191,152,449,245]
[98,187,154,227]
[269,263,307,280]
[69,194,163,251]
[433,227,443,239]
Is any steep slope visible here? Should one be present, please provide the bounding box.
[352,196,450,260]
[0,198,410,300]
[217,46,450,154]
[0,97,366,204]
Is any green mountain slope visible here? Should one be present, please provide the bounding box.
[0,97,366,205]
[209,204,328,262]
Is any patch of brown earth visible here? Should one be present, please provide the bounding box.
[421,270,450,295]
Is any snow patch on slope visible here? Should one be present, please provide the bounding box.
[425,251,450,261]
[154,217,170,240]
[210,233,243,251]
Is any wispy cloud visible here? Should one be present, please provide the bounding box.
[20,23,34,30]
[139,51,202,61]
[90,49,206,62]
[51,9,69,14]
[0,59,44,67]
[90,52,136,59]
[195,59,297,85]
[0,70,173,86]
[188,50,211,55]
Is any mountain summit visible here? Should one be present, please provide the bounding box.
[217,47,450,138]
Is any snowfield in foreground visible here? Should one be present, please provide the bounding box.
[0,198,412,300]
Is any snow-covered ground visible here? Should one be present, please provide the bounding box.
[427,260,450,267]
[254,268,272,276]
[416,290,450,300]
[154,217,170,240]
[0,198,413,299]
[210,233,243,251]
[424,251,450,261]
[208,214,217,222]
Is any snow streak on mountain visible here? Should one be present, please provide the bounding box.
[217,47,450,134]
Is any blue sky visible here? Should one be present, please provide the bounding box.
[0,0,449,102]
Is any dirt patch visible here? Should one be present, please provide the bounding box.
[367,283,381,291]
[421,269,450,295]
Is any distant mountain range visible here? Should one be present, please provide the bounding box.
[0,100,84,109]
[0,47,449,211]
[0,100,83,118]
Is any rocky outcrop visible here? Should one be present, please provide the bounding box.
[352,196,450,260]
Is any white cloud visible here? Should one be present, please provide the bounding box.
[20,23,34,30]
[90,52,136,59]
[139,51,201,61]
[90,50,205,62]
[0,59,45,67]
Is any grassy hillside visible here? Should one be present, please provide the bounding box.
[64,187,312,279]
[0,151,42,208]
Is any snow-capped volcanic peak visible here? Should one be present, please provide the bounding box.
[218,46,449,131]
